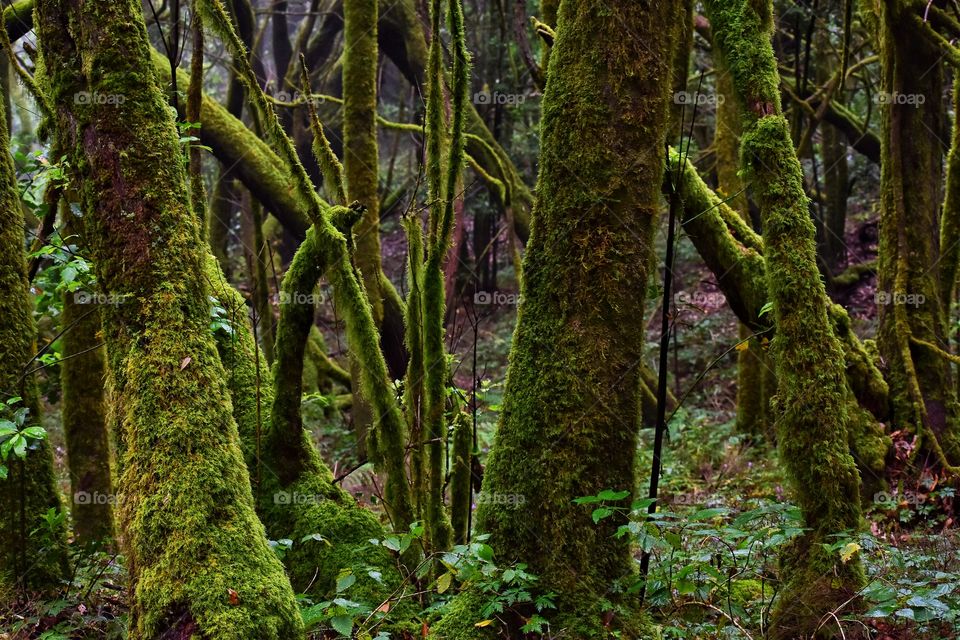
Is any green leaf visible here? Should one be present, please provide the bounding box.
[382,536,401,552]
[592,507,614,523]
[330,615,354,637]
[20,426,47,440]
[691,507,728,520]
[11,434,27,458]
[476,543,494,562]
[437,571,452,594]
[631,497,656,511]
[336,572,356,593]
[597,489,630,501]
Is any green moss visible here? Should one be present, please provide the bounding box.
[207,251,418,633]
[402,214,426,519]
[434,0,681,633]
[706,0,867,634]
[60,229,114,545]
[942,82,960,311]
[869,0,960,466]
[37,1,304,635]
[715,60,771,439]
[0,70,68,591]
[343,0,386,458]
[448,411,472,545]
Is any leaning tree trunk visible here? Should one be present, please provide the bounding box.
[0,90,68,596]
[705,0,867,636]
[432,0,680,636]
[36,1,303,637]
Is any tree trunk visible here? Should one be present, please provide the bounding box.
[0,92,68,597]
[60,243,114,545]
[432,0,680,635]
[872,0,960,466]
[343,0,382,457]
[36,1,303,636]
[706,0,867,635]
[715,62,772,439]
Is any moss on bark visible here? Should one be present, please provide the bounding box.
[434,0,679,635]
[204,251,416,633]
[868,0,960,466]
[0,90,68,594]
[715,61,772,439]
[37,1,304,635]
[343,0,384,457]
[60,238,114,545]
[705,0,867,634]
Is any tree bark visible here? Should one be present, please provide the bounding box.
[37,1,303,636]
[432,0,680,635]
[706,0,867,635]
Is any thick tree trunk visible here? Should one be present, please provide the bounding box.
[432,0,680,635]
[36,1,303,636]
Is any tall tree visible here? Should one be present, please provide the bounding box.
[432,0,680,635]
[36,1,303,636]
[705,0,867,635]
[343,0,383,454]
[60,252,114,545]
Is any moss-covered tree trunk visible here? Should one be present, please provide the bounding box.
[433,0,679,635]
[715,64,772,439]
[0,90,68,596]
[705,0,866,635]
[871,0,960,466]
[60,262,114,545]
[37,1,303,636]
[343,0,382,456]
